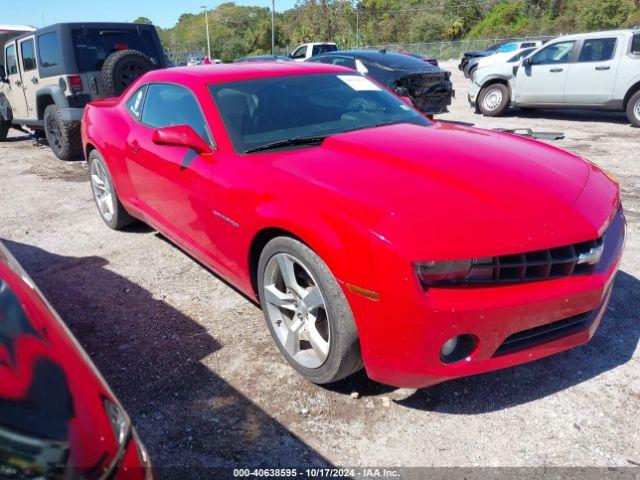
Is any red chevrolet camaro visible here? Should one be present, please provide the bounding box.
[81,62,625,388]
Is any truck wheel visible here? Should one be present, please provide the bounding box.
[626,90,640,128]
[0,120,9,141]
[258,237,363,384]
[478,83,510,117]
[101,49,154,97]
[44,105,82,160]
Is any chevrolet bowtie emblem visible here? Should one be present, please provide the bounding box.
[577,243,604,266]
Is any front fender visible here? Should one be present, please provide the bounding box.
[251,200,376,291]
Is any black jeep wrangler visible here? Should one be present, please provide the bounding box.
[0,23,168,160]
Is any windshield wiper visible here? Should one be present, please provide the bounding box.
[244,121,403,154]
[245,135,327,153]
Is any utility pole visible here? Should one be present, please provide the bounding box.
[356,7,359,49]
[271,0,276,56]
[201,5,211,60]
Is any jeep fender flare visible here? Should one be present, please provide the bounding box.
[0,93,11,123]
[36,86,69,120]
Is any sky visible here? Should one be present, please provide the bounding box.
[1,0,297,29]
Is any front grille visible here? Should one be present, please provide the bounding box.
[493,309,596,357]
[466,237,604,284]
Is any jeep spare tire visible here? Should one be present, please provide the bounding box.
[100,49,154,97]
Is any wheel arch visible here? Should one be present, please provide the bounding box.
[246,204,374,299]
[623,80,640,110]
[36,86,67,120]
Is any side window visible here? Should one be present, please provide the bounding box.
[5,45,17,75]
[630,34,639,54]
[509,48,535,62]
[521,42,537,48]
[291,47,307,60]
[20,40,36,72]
[312,44,337,56]
[141,84,212,145]
[332,57,356,69]
[37,32,62,68]
[530,41,575,65]
[579,38,616,62]
[126,85,148,121]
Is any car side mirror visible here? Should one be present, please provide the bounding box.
[522,57,532,67]
[0,65,7,83]
[151,125,213,155]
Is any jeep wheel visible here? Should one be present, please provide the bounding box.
[44,105,82,160]
[101,49,154,97]
[626,90,640,128]
[478,83,510,117]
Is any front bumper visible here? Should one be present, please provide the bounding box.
[345,209,625,389]
[468,82,481,108]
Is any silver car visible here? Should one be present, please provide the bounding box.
[469,29,640,127]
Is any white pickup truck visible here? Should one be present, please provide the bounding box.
[290,42,338,62]
[469,29,640,127]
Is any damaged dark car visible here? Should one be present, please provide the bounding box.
[307,50,454,116]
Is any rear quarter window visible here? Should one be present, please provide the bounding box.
[38,32,62,68]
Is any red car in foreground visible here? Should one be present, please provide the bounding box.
[0,241,152,478]
[81,62,625,388]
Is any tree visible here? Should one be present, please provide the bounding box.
[133,17,153,24]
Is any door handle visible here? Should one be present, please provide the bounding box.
[128,141,140,153]
[595,66,610,71]
[14,80,22,87]
[549,68,563,73]
[31,77,38,84]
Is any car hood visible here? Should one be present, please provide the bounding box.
[269,122,616,259]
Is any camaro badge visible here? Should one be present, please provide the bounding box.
[577,243,604,266]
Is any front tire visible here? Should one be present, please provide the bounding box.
[258,237,363,384]
[478,83,510,117]
[626,90,640,128]
[44,105,82,160]
[88,149,136,230]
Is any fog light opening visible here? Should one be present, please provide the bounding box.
[440,334,477,364]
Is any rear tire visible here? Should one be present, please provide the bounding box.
[258,237,363,384]
[44,105,82,160]
[88,149,136,230]
[626,90,640,128]
[478,83,510,117]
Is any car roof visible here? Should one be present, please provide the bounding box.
[12,22,157,42]
[553,28,636,41]
[139,62,354,86]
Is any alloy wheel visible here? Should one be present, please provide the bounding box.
[263,253,330,369]
[46,116,62,150]
[90,160,115,222]
[483,88,503,111]
[635,98,640,122]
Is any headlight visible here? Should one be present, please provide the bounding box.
[104,398,130,446]
[414,257,495,287]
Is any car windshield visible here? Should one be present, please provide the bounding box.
[209,73,430,154]
[71,27,160,72]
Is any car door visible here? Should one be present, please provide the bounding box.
[124,83,219,257]
[514,40,577,104]
[4,42,29,120]
[17,37,38,120]
[564,37,619,105]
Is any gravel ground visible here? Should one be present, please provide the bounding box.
[0,62,638,476]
